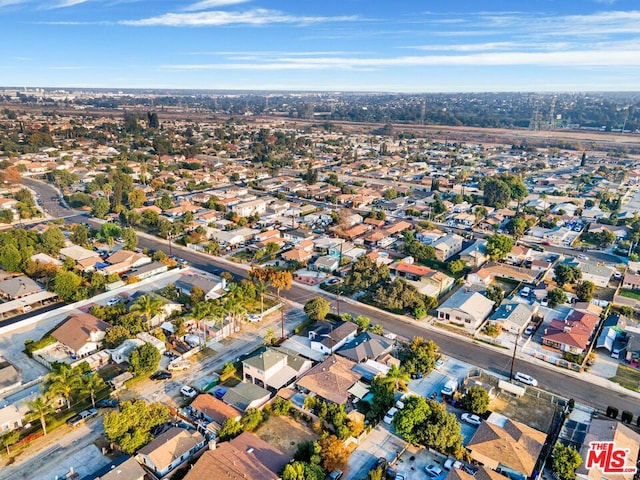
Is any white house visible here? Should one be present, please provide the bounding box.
[309,321,358,355]
[136,427,206,478]
[110,338,144,365]
[436,288,494,331]
[231,199,267,217]
[51,313,111,358]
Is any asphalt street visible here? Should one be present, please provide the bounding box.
[25,178,640,415]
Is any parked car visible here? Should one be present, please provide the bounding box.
[410,373,423,380]
[95,398,119,408]
[519,286,531,298]
[444,458,463,470]
[524,325,535,336]
[67,408,98,427]
[577,254,589,260]
[326,470,343,480]
[106,297,122,306]
[180,385,198,398]
[461,413,482,426]
[425,464,443,477]
[67,414,85,427]
[151,370,172,381]
[383,407,398,425]
[614,271,623,279]
[435,358,445,370]
[168,360,191,371]
[514,372,538,387]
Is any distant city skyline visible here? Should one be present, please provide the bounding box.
[2,0,640,92]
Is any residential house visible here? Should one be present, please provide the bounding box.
[574,260,615,288]
[489,301,537,335]
[254,229,281,243]
[0,401,29,434]
[506,245,532,266]
[468,263,539,285]
[175,273,226,300]
[282,228,315,244]
[436,289,494,331]
[135,426,206,478]
[575,418,640,480]
[101,250,151,276]
[542,309,600,355]
[446,467,508,480]
[109,338,144,364]
[133,261,168,280]
[459,240,490,268]
[622,272,640,290]
[51,313,112,358]
[281,248,313,265]
[296,355,362,405]
[309,320,358,355]
[432,233,464,261]
[183,431,291,480]
[391,259,454,298]
[59,245,101,264]
[313,255,340,273]
[0,276,43,300]
[242,346,312,390]
[466,413,546,480]
[190,394,242,434]
[222,382,271,412]
[95,457,147,480]
[232,199,267,217]
[336,332,394,363]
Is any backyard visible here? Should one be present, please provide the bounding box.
[255,414,318,457]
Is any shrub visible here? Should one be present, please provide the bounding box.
[271,397,292,416]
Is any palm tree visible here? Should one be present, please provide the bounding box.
[28,396,53,436]
[255,280,268,315]
[82,373,106,409]
[129,294,164,329]
[381,365,410,393]
[47,365,82,410]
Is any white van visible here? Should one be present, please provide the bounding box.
[514,372,538,386]
[441,378,457,396]
[520,287,531,298]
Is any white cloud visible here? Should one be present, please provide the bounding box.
[51,0,90,7]
[0,0,27,6]
[183,0,251,12]
[160,47,640,71]
[121,8,360,27]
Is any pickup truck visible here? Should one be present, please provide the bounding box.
[168,359,191,371]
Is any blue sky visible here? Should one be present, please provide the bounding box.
[1,0,640,92]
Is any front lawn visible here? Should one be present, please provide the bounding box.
[611,364,640,392]
[619,289,640,301]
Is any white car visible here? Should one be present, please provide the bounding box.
[514,372,538,387]
[425,464,443,477]
[435,358,445,370]
[613,271,623,279]
[444,458,463,470]
[577,254,589,260]
[461,413,482,426]
[383,407,398,424]
[180,385,197,398]
[106,297,122,306]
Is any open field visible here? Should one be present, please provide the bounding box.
[611,364,640,392]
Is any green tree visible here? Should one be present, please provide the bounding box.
[394,397,463,453]
[82,373,107,409]
[104,325,132,348]
[485,285,504,305]
[304,297,331,321]
[128,189,146,208]
[367,375,395,423]
[1,430,19,457]
[0,244,22,272]
[282,462,325,480]
[103,400,168,454]
[71,224,89,246]
[483,178,512,208]
[381,365,410,393]
[576,280,595,302]
[129,344,161,377]
[218,418,243,441]
[47,364,82,410]
[240,408,264,431]
[121,227,138,251]
[53,270,83,301]
[367,467,384,480]
[40,226,66,255]
[28,396,53,436]
[506,217,527,240]
[129,294,164,328]
[548,288,568,308]
[91,197,110,218]
[552,444,582,480]
[401,337,439,375]
[354,315,370,333]
[460,386,490,414]
[554,264,582,287]
[447,259,466,275]
[486,234,514,261]
[190,285,205,305]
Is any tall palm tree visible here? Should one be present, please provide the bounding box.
[47,365,82,410]
[255,280,268,315]
[28,396,53,436]
[129,294,164,329]
[381,365,410,393]
[82,373,106,409]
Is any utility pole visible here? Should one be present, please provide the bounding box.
[509,333,519,381]
[168,233,173,256]
[281,308,285,340]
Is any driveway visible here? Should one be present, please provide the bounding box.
[344,424,407,480]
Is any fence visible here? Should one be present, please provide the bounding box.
[532,351,583,372]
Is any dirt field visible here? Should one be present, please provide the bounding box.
[255,414,318,457]
[489,391,557,433]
